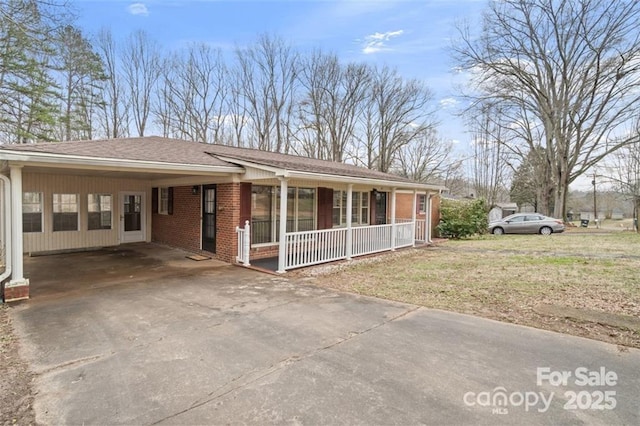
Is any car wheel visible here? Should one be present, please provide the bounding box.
[492,227,504,235]
[540,226,552,235]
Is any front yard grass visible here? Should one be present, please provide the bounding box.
[308,231,640,349]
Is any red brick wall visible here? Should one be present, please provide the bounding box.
[152,186,202,253]
[251,244,279,260]
[215,183,240,263]
[395,193,426,220]
[151,183,240,264]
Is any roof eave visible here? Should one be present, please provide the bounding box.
[0,150,244,175]
[284,170,443,190]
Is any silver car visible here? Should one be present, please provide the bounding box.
[489,213,565,235]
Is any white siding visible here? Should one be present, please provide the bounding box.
[22,172,151,253]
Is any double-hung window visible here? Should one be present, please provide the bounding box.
[23,192,43,233]
[418,194,427,214]
[53,194,79,231]
[88,194,112,230]
[159,188,169,214]
[251,185,316,244]
[333,190,369,226]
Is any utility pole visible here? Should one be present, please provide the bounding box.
[592,172,598,228]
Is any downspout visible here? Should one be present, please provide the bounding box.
[0,173,12,286]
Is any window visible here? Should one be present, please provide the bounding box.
[53,194,78,231]
[418,194,427,213]
[88,194,112,230]
[23,192,43,233]
[333,190,369,226]
[159,187,169,214]
[251,185,316,244]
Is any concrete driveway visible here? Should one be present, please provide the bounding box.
[9,248,640,425]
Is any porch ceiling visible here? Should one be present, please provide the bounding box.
[20,165,206,181]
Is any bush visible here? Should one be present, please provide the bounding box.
[437,199,488,239]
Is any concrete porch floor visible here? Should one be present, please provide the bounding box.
[23,243,231,300]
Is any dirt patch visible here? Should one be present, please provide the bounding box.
[0,305,35,425]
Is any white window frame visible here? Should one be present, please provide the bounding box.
[159,187,169,215]
[23,192,43,233]
[53,193,79,232]
[333,190,369,227]
[418,194,427,214]
[88,193,113,230]
[251,185,317,246]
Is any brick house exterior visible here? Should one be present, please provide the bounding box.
[0,137,443,302]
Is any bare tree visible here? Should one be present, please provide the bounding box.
[466,103,510,206]
[235,34,298,152]
[155,44,228,143]
[224,65,249,147]
[95,28,128,138]
[358,66,436,172]
[607,127,640,232]
[395,128,460,184]
[122,30,161,137]
[296,50,370,160]
[55,25,105,141]
[454,0,640,219]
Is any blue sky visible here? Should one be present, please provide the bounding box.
[75,0,487,148]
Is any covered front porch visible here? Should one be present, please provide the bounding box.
[236,180,435,272]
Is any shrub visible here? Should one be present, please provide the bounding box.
[437,198,488,239]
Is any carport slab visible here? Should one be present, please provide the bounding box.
[9,267,640,425]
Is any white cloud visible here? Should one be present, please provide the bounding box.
[439,97,459,109]
[361,30,404,54]
[128,3,149,17]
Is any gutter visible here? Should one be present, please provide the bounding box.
[0,174,11,289]
[212,155,446,191]
[0,150,244,175]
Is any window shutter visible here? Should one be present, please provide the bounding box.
[317,187,333,229]
[152,188,158,214]
[239,183,252,227]
[168,187,174,215]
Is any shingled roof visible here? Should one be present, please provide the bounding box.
[1,136,417,184]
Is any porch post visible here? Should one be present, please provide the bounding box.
[7,165,29,298]
[346,184,353,260]
[426,192,433,243]
[390,187,397,251]
[411,189,417,247]
[276,178,288,273]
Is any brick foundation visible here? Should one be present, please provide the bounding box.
[251,244,279,260]
[3,282,30,302]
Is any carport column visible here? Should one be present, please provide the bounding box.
[276,178,288,273]
[411,189,417,246]
[6,165,29,302]
[390,188,397,251]
[345,184,353,260]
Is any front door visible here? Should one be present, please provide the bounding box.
[202,185,216,253]
[120,192,145,242]
[375,191,387,225]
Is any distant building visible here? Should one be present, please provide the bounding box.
[489,203,519,222]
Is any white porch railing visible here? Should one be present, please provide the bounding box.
[394,222,415,248]
[351,224,392,256]
[397,218,427,242]
[235,220,251,266]
[284,227,347,269]
[283,221,424,270]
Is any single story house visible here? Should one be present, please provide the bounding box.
[0,137,443,302]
